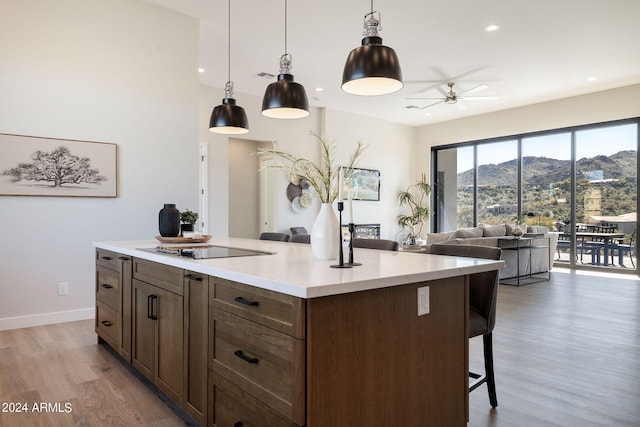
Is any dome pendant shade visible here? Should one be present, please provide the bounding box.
[342,36,403,96]
[261,73,310,119]
[209,97,249,134]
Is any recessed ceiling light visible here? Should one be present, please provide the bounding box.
[484,24,500,32]
[257,72,276,79]
[314,87,324,92]
[424,112,431,117]
[587,76,598,82]
[198,68,205,73]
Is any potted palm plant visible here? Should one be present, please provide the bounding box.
[397,174,431,245]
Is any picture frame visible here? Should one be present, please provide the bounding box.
[340,167,380,201]
[0,133,117,197]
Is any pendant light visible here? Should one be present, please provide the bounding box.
[341,1,403,96]
[209,0,249,134]
[261,0,309,119]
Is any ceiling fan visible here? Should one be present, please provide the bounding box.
[405,82,498,110]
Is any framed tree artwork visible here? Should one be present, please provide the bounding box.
[0,133,117,197]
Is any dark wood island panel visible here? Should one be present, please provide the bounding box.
[306,276,468,426]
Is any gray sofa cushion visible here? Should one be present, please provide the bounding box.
[426,230,455,244]
[482,224,507,237]
[453,226,483,239]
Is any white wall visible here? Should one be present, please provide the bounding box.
[325,110,417,240]
[199,86,418,241]
[0,0,199,330]
[415,84,640,232]
[417,84,640,174]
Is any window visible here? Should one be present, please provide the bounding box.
[431,118,639,272]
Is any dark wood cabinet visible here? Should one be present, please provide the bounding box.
[95,249,132,362]
[184,271,209,426]
[209,277,305,427]
[132,259,185,406]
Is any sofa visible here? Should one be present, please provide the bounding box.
[425,224,558,280]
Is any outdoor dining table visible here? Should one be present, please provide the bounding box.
[563,232,626,266]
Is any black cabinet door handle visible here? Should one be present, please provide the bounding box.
[147,295,153,319]
[234,422,243,427]
[100,283,113,289]
[234,350,259,364]
[234,296,259,307]
[118,256,130,261]
[150,295,158,320]
[101,320,113,327]
[184,274,202,281]
[101,256,113,260]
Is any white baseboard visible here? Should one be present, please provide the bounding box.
[0,307,95,331]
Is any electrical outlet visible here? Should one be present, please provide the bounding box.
[417,286,429,316]
[58,282,69,296]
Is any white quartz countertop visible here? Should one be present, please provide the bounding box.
[94,238,504,299]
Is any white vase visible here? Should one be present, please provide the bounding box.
[311,203,340,260]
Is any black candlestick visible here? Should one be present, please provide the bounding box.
[331,202,351,269]
[347,222,362,266]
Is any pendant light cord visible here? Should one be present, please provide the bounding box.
[227,0,231,82]
[284,0,288,55]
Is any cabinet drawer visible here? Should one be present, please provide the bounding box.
[209,372,298,427]
[210,310,305,425]
[133,258,183,295]
[96,265,119,306]
[210,278,305,338]
[96,249,120,270]
[96,300,119,346]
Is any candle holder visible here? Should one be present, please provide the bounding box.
[331,202,352,269]
[347,223,362,266]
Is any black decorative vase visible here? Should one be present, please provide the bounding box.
[159,204,180,237]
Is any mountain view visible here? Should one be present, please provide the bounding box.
[456,150,637,228]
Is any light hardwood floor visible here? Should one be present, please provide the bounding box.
[1,268,638,426]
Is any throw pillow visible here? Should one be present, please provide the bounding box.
[426,230,455,244]
[505,223,528,236]
[453,226,483,239]
[482,224,507,237]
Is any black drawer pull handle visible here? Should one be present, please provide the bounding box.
[118,256,130,261]
[184,274,203,281]
[234,296,259,307]
[101,256,113,260]
[101,284,113,289]
[147,295,158,320]
[101,320,113,327]
[234,422,243,427]
[234,350,258,364]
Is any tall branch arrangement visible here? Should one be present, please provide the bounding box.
[257,132,366,203]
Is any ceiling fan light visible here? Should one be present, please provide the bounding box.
[209,97,249,134]
[262,73,310,119]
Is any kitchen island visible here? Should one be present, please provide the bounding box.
[94,237,503,426]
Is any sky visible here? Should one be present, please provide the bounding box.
[457,123,638,173]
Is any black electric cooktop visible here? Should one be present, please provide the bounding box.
[138,245,274,259]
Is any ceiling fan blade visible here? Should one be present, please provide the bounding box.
[459,84,489,95]
[436,85,450,97]
[458,95,499,101]
[405,97,445,100]
[420,100,444,109]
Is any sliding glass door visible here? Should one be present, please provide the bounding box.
[431,118,639,272]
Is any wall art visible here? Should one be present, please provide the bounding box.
[341,167,380,201]
[0,133,117,197]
